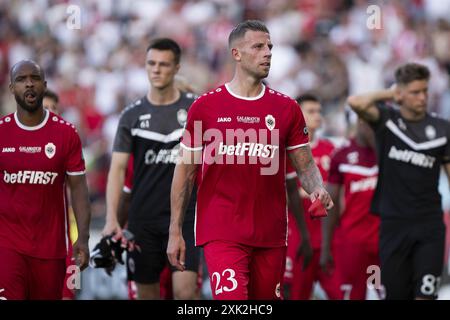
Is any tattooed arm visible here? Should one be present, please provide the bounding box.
[167,148,200,271]
[288,145,334,209]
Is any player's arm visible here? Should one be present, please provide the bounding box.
[117,190,131,228]
[102,152,130,236]
[286,178,313,270]
[67,174,91,271]
[347,88,396,123]
[288,145,333,209]
[444,163,450,185]
[320,182,341,274]
[167,148,200,271]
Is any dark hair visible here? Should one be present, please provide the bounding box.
[228,20,269,48]
[43,89,59,103]
[395,63,430,85]
[296,93,320,105]
[146,38,181,64]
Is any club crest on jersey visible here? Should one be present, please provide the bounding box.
[45,143,56,159]
[177,109,188,127]
[425,125,436,140]
[265,114,275,131]
[347,151,359,164]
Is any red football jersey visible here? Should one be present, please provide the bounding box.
[0,110,85,259]
[181,84,309,247]
[328,139,379,245]
[286,139,334,249]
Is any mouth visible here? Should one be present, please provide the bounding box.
[24,91,37,103]
[260,62,271,68]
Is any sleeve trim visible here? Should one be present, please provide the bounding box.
[180,142,203,151]
[286,142,309,151]
[66,170,86,176]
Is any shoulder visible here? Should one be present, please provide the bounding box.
[120,97,146,118]
[0,113,15,128]
[265,87,297,106]
[190,86,225,108]
[180,91,199,104]
[48,112,80,136]
[427,112,450,128]
[330,139,353,161]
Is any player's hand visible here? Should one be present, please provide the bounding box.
[73,239,90,271]
[296,239,313,271]
[310,187,334,210]
[319,247,334,275]
[102,219,122,238]
[167,230,186,272]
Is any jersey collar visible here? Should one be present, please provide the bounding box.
[14,109,49,131]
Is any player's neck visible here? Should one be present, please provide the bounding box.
[354,135,368,148]
[399,106,426,122]
[147,85,180,106]
[227,74,264,98]
[16,107,46,127]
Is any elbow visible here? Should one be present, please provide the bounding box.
[347,95,362,112]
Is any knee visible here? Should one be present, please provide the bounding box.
[173,286,198,300]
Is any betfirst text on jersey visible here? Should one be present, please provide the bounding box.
[3,170,58,185]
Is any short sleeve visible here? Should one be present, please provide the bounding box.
[113,111,133,153]
[66,128,86,175]
[327,150,344,185]
[180,98,205,151]
[286,100,309,152]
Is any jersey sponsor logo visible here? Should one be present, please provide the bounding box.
[139,114,151,121]
[265,114,275,131]
[2,147,15,153]
[303,126,308,135]
[3,170,58,185]
[347,151,359,164]
[388,146,436,168]
[19,146,41,153]
[45,143,56,159]
[425,125,436,140]
[145,147,179,164]
[177,109,188,126]
[350,176,378,193]
[217,117,232,123]
[236,116,260,124]
[218,142,278,159]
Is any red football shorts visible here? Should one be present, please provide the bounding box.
[334,241,379,300]
[203,240,286,300]
[0,247,65,300]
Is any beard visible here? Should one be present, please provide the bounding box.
[15,92,44,113]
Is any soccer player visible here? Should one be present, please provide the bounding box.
[0,60,91,300]
[286,94,342,300]
[102,38,200,300]
[167,20,333,300]
[348,62,450,300]
[321,119,380,300]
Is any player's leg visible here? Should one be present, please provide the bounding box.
[412,221,445,300]
[28,256,65,299]
[317,244,345,300]
[128,225,165,299]
[248,246,286,300]
[0,247,28,300]
[380,223,414,299]
[203,240,251,300]
[171,221,200,299]
[283,213,300,299]
[290,249,319,299]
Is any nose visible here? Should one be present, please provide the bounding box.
[25,77,34,87]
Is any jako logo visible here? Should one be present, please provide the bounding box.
[2,147,15,153]
[217,117,232,123]
[3,170,58,185]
